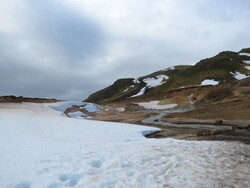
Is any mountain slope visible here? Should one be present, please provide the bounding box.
[85,48,250,103]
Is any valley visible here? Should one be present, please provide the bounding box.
[83,48,250,144]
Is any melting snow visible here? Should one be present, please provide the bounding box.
[67,111,86,118]
[0,102,249,187]
[80,103,101,113]
[137,100,177,110]
[201,79,219,86]
[231,71,249,80]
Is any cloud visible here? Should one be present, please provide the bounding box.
[0,0,250,100]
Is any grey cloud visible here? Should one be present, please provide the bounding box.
[24,0,106,63]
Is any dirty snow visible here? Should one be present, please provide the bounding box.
[0,102,250,188]
[201,79,219,86]
[231,71,249,80]
[137,100,177,110]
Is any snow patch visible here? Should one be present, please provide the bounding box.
[243,60,250,64]
[143,75,169,88]
[123,85,135,93]
[129,75,169,98]
[201,79,219,86]
[133,79,141,84]
[137,101,177,110]
[115,107,125,112]
[129,87,146,98]
[231,71,249,80]
[239,52,250,57]
[245,66,250,71]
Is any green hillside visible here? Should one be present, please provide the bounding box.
[85,48,250,103]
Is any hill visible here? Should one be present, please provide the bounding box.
[85,48,250,104]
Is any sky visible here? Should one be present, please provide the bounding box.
[0,0,250,100]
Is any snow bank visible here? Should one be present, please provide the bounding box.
[231,71,249,80]
[201,79,219,86]
[137,100,177,110]
[0,102,249,188]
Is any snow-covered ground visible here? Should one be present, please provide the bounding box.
[0,102,250,188]
[200,79,219,86]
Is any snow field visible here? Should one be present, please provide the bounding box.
[0,102,250,188]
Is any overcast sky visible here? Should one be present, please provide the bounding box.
[0,0,250,100]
